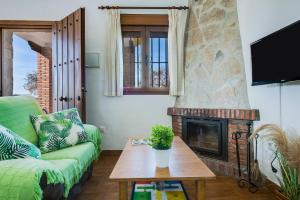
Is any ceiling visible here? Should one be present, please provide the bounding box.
[14,31,52,48]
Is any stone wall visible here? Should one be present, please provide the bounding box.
[176,0,250,109]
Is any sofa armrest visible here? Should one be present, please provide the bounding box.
[83,124,103,158]
[40,173,64,200]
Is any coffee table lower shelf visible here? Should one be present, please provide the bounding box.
[131,180,190,200]
[118,180,206,200]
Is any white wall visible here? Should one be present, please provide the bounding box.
[0,0,190,149]
[3,0,300,182]
[237,0,300,183]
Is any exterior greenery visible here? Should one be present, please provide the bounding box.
[0,124,41,160]
[148,125,174,150]
[31,108,89,153]
[23,72,37,96]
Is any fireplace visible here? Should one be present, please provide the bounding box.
[182,117,228,161]
[168,107,260,177]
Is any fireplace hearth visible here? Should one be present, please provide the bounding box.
[182,117,228,161]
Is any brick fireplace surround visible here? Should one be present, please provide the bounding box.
[167,107,260,178]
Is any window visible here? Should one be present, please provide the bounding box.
[122,16,169,95]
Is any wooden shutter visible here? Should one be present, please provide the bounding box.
[52,8,85,121]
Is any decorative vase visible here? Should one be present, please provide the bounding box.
[155,149,171,168]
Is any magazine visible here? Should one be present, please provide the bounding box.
[131,138,148,145]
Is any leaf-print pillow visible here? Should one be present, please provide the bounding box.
[31,108,89,153]
[0,124,41,160]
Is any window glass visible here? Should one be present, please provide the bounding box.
[122,26,169,95]
[122,31,142,88]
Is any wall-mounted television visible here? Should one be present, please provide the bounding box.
[251,20,300,86]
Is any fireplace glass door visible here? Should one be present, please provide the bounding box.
[182,117,228,161]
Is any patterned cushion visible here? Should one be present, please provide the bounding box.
[31,108,89,153]
[0,124,41,160]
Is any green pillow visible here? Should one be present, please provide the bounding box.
[31,108,89,153]
[0,124,41,160]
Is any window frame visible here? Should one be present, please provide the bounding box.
[122,25,169,95]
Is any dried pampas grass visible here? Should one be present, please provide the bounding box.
[250,124,300,170]
[251,124,300,200]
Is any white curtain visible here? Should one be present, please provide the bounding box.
[104,10,123,96]
[168,9,188,96]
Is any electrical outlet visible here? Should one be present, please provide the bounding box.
[99,126,107,134]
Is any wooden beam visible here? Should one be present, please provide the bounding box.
[0,20,53,29]
[28,41,42,54]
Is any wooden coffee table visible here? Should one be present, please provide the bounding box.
[110,136,216,200]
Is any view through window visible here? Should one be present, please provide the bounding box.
[122,26,169,94]
[13,34,38,96]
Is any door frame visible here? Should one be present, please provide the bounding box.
[0,20,53,96]
[0,14,86,121]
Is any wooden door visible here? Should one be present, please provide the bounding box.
[52,8,85,121]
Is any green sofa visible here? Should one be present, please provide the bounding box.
[0,96,102,200]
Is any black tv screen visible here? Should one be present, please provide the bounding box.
[251,20,300,86]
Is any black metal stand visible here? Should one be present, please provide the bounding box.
[233,122,259,193]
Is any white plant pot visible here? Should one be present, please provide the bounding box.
[155,149,171,168]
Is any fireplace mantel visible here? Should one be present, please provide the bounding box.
[167,107,260,121]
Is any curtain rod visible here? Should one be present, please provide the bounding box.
[98,6,189,10]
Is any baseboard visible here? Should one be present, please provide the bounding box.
[101,150,122,156]
[265,179,288,200]
[265,178,280,192]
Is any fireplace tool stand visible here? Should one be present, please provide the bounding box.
[232,122,258,193]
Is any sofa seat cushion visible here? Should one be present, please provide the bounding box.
[45,159,81,197]
[42,142,96,173]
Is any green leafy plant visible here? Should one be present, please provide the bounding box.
[148,125,174,150]
[277,152,300,200]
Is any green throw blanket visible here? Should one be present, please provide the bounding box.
[0,158,64,200]
[0,124,102,200]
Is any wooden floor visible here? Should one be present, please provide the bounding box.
[78,152,275,200]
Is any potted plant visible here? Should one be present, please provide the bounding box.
[148,125,174,168]
[251,124,300,200]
